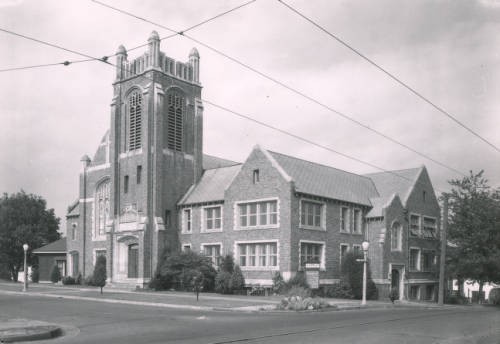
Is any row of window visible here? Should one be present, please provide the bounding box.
[184,241,366,270]
[409,248,436,272]
[410,214,437,238]
[125,90,184,152]
[409,284,435,301]
[181,200,363,233]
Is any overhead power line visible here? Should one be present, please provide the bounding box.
[90,0,467,177]
[1,24,449,194]
[277,0,500,154]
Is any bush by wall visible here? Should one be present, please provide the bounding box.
[272,272,286,295]
[150,251,217,292]
[230,265,245,291]
[488,288,500,305]
[50,264,61,283]
[93,255,107,294]
[62,276,76,285]
[30,266,39,283]
[340,252,378,300]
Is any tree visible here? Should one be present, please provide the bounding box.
[0,191,60,281]
[446,171,500,297]
[340,251,377,300]
[93,255,107,294]
[50,264,61,283]
[230,265,245,291]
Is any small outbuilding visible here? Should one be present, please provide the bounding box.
[32,238,67,282]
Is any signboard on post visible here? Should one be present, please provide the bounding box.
[305,263,320,289]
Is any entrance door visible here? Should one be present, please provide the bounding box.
[71,253,79,276]
[391,269,400,300]
[127,244,138,278]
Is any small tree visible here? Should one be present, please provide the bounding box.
[50,264,61,283]
[31,266,39,283]
[341,251,377,300]
[93,255,107,294]
[230,265,245,291]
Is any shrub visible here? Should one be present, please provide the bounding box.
[278,295,330,311]
[215,271,232,294]
[272,272,286,295]
[287,286,311,299]
[31,267,39,283]
[285,271,309,290]
[84,274,95,286]
[75,273,82,285]
[219,254,234,274]
[50,264,61,283]
[62,276,76,285]
[340,252,378,300]
[488,288,500,305]
[230,265,245,291]
[445,293,468,305]
[93,255,107,294]
[322,281,354,299]
[150,250,217,292]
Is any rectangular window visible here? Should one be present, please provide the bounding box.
[352,244,361,255]
[136,165,142,184]
[182,209,192,233]
[422,251,435,272]
[124,175,129,193]
[300,200,323,228]
[203,206,222,231]
[203,244,221,267]
[340,244,349,268]
[300,242,323,267]
[410,285,420,300]
[425,285,435,301]
[410,214,420,236]
[238,200,278,228]
[353,209,362,234]
[182,244,191,252]
[238,242,277,268]
[71,224,77,241]
[391,224,402,251]
[164,210,171,229]
[340,207,350,232]
[253,169,260,183]
[422,217,437,239]
[410,248,421,271]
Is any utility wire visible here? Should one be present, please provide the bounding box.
[90,0,467,177]
[0,25,448,193]
[277,0,500,154]
[0,58,96,73]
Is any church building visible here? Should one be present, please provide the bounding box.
[66,32,441,301]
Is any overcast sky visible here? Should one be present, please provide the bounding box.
[1,0,499,234]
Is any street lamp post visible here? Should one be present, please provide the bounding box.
[361,241,370,306]
[22,243,29,292]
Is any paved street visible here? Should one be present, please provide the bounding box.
[0,289,498,344]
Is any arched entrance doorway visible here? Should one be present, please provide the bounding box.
[127,244,139,278]
[391,269,400,300]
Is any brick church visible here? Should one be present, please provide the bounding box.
[66,32,440,301]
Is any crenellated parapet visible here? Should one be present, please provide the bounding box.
[115,31,200,84]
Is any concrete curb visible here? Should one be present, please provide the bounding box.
[0,325,61,343]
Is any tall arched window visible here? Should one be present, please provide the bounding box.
[167,91,184,151]
[391,221,402,251]
[95,180,110,238]
[128,91,142,150]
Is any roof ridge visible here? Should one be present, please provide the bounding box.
[363,166,422,177]
[267,150,373,181]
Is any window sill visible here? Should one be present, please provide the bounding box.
[299,225,325,231]
[181,231,192,235]
[91,237,106,242]
[240,266,279,271]
[200,229,223,233]
[235,226,279,231]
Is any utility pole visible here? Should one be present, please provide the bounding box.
[438,195,448,305]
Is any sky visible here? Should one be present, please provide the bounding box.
[1,0,499,235]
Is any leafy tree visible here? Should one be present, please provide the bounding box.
[50,264,61,283]
[0,191,60,281]
[446,171,500,296]
[93,255,107,294]
[151,251,217,291]
[230,265,245,291]
[340,251,377,300]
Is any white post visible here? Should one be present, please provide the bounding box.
[22,243,28,292]
[361,241,370,306]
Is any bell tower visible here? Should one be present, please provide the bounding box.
[108,31,203,285]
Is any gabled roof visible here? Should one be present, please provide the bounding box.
[203,154,240,170]
[179,164,242,205]
[32,238,66,254]
[366,194,403,218]
[66,199,79,217]
[268,150,379,206]
[90,130,110,166]
[364,167,422,206]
